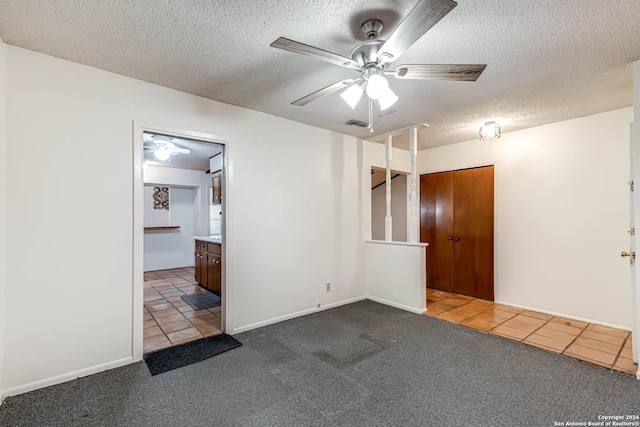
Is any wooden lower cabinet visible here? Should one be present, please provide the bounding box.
[195,240,221,295]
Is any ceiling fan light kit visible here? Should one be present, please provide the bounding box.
[340,82,364,109]
[144,135,192,162]
[270,0,487,133]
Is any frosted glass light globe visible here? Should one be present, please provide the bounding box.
[155,147,171,161]
[366,74,389,99]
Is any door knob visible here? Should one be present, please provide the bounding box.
[454,237,460,241]
[448,236,452,240]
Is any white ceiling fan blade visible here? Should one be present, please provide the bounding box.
[379,0,457,63]
[172,147,191,154]
[393,64,486,81]
[292,78,357,106]
[271,37,359,69]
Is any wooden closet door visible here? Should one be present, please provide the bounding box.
[472,166,494,300]
[420,171,455,292]
[453,169,475,296]
[453,166,494,300]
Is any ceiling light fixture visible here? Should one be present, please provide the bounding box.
[155,145,171,161]
[340,69,398,111]
[340,83,364,109]
[479,121,501,140]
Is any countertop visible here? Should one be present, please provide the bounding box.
[194,236,222,244]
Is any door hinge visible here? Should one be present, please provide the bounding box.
[630,181,635,191]
[630,228,636,236]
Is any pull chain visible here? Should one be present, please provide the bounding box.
[368,97,374,133]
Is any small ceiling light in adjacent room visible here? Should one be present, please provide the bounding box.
[155,146,171,161]
[479,121,501,140]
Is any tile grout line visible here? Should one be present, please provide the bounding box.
[611,333,631,372]
[426,289,636,376]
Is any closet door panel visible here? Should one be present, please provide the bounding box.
[453,169,475,296]
[473,166,495,300]
[420,172,454,292]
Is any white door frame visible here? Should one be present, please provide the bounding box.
[132,121,230,362]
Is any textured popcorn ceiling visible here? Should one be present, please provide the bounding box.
[1,1,639,150]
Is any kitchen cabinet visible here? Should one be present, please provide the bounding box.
[211,171,222,205]
[195,239,221,295]
[420,165,494,300]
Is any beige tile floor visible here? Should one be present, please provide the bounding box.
[143,267,222,354]
[427,288,637,376]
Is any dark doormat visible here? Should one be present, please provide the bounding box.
[181,291,221,310]
[144,334,242,375]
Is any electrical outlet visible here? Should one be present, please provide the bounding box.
[326,282,331,292]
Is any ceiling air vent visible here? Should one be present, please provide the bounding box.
[346,119,369,128]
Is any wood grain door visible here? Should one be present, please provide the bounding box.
[420,171,455,292]
[420,165,494,300]
[471,166,494,301]
[453,168,475,296]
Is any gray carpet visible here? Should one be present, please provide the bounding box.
[1,300,639,426]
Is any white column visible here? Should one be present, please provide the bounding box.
[385,135,393,241]
[408,127,419,243]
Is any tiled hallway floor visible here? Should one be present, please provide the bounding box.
[426,288,638,376]
[143,267,222,354]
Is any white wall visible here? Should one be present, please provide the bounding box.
[0,38,7,402]
[371,174,408,241]
[144,187,196,271]
[418,108,633,329]
[3,46,365,396]
[365,242,427,314]
[144,164,210,238]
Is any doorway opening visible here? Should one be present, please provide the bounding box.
[371,167,409,241]
[419,165,495,300]
[133,124,229,359]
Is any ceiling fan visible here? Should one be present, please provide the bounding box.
[270,0,486,130]
[143,135,191,161]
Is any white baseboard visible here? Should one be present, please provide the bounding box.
[230,296,367,334]
[366,296,426,315]
[495,300,632,331]
[1,357,133,400]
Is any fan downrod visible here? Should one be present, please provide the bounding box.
[361,19,383,40]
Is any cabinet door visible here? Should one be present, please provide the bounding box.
[199,251,208,288]
[207,253,221,295]
[420,171,455,292]
[195,250,202,284]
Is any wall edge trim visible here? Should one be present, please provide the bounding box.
[230,296,367,334]
[366,295,426,314]
[1,356,133,400]
[496,300,632,331]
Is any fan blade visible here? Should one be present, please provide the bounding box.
[379,0,457,63]
[393,64,486,81]
[172,147,191,154]
[292,79,356,106]
[271,37,359,69]
[143,146,158,152]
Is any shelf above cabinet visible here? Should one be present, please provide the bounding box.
[144,226,181,232]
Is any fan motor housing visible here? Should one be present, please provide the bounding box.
[350,40,385,68]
